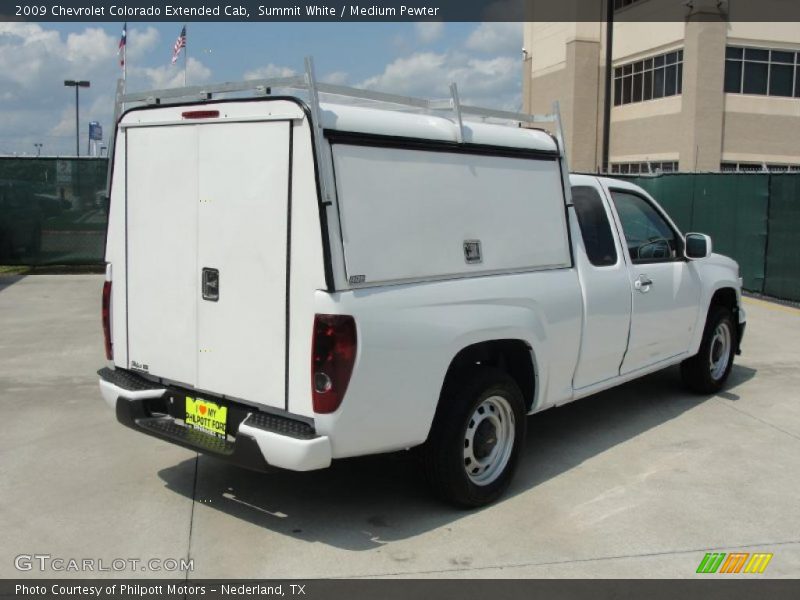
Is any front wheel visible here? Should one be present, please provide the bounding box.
[681,305,737,394]
[422,368,526,508]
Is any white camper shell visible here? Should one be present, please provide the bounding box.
[104,97,569,401]
[99,61,745,507]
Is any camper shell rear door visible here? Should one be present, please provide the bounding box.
[117,100,305,414]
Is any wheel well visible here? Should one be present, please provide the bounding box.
[442,340,535,412]
[710,287,738,315]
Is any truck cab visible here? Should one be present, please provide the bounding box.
[568,174,744,398]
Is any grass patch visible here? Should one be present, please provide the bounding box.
[0,265,31,276]
[0,264,103,276]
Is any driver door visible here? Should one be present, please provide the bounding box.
[606,187,702,374]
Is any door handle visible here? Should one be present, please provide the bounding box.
[634,275,653,292]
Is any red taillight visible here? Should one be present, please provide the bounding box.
[102,280,113,360]
[311,314,357,414]
[181,110,220,119]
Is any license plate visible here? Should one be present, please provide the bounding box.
[185,396,228,439]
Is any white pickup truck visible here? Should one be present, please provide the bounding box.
[98,78,745,507]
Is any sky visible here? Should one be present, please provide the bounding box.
[0,21,523,156]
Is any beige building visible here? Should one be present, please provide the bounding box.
[523,0,800,173]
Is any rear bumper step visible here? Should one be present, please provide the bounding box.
[99,368,331,472]
[98,366,163,392]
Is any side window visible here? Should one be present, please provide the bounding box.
[610,190,678,263]
[571,186,618,267]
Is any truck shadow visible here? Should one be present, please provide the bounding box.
[157,363,756,552]
[0,275,25,293]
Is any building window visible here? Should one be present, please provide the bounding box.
[721,162,800,172]
[611,161,679,174]
[725,46,800,97]
[614,50,683,106]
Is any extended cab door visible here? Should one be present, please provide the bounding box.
[570,177,632,389]
[605,184,702,374]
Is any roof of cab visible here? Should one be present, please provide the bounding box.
[318,103,559,154]
[569,173,647,190]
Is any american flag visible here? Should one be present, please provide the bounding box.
[118,23,126,68]
[171,26,186,64]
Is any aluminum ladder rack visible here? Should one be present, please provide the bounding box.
[107,56,571,203]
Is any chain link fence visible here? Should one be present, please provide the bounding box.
[0,157,107,266]
[1,158,798,302]
[624,173,800,302]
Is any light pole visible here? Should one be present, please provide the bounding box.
[601,0,614,173]
[64,80,90,156]
[34,143,43,157]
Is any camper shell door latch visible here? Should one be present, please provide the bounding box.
[202,268,220,301]
[463,240,482,264]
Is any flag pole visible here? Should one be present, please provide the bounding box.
[123,30,127,93]
[119,23,127,111]
[183,23,188,87]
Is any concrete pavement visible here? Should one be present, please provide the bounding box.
[1,275,798,578]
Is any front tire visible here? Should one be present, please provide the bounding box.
[681,305,736,394]
[422,368,526,508]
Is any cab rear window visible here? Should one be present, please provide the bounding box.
[571,186,617,267]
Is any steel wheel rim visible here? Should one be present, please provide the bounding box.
[709,321,732,381]
[463,395,515,486]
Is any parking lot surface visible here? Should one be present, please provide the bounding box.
[1,274,798,578]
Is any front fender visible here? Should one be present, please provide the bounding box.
[688,256,743,355]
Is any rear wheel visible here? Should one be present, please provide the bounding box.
[681,305,736,394]
[422,368,526,508]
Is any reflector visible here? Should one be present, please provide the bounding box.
[102,280,113,360]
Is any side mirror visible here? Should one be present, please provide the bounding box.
[685,233,712,260]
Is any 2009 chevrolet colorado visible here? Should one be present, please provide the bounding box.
[98,78,745,507]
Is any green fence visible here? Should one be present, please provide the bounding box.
[1,159,798,302]
[0,157,108,265]
[625,173,800,302]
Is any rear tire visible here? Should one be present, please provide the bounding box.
[422,367,526,508]
[681,304,736,394]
